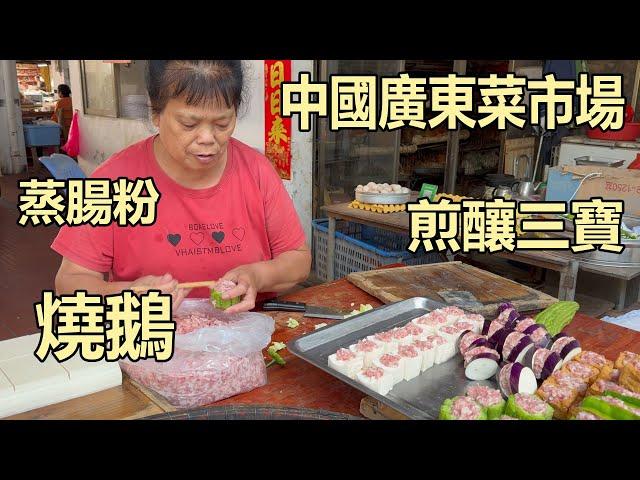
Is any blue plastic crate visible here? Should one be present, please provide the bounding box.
[312,218,441,281]
[23,124,61,147]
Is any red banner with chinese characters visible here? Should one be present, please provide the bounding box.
[264,60,292,180]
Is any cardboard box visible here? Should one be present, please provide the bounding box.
[552,165,640,217]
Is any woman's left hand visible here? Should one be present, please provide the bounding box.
[219,264,261,313]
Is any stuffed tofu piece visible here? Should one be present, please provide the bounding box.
[425,334,455,364]
[390,326,414,347]
[349,338,384,367]
[328,347,364,379]
[574,350,613,372]
[411,339,435,371]
[368,330,397,354]
[356,366,394,396]
[396,345,422,381]
[536,381,581,419]
[372,353,405,385]
[548,369,590,396]
[403,322,426,342]
[562,360,600,384]
[462,313,484,335]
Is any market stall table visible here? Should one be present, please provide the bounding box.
[322,201,621,305]
[7,271,640,419]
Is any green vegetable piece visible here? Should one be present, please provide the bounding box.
[484,400,507,420]
[439,396,487,420]
[286,318,300,329]
[603,390,640,409]
[571,408,611,420]
[267,347,286,366]
[210,288,241,310]
[504,394,553,420]
[534,301,580,336]
[581,395,640,420]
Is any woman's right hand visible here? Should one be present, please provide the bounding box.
[129,273,191,310]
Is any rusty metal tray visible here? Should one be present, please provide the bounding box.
[287,297,498,419]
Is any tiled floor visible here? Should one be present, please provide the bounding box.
[0,172,61,340]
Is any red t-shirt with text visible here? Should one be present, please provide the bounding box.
[51,135,306,299]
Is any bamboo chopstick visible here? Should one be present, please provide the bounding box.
[131,280,218,293]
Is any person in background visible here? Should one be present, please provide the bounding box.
[19,91,33,106]
[51,84,73,138]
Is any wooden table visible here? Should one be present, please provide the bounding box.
[8,272,640,420]
[322,201,627,305]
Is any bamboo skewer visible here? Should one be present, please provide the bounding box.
[131,280,218,293]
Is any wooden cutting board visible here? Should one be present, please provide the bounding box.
[347,262,557,316]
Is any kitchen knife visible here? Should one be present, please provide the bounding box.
[262,300,351,320]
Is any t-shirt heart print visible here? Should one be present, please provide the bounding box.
[166,222,245,257]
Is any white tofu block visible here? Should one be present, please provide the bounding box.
[420,347,436,371]
[404,324,426,343]
[411,319,437,337]
[437,326,463,344]
[349,341,384,367]
[401,355,421,381]
[464,315,485,335]
[328,352,364,379]
[366,333,397,354]
[445,314,460,325]
[372,355,405,385]
[356,368,394,396]
[390,328,413,347]
[434,342,456,364]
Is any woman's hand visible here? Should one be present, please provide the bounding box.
[129,273,191,310]
[219,265,261,313]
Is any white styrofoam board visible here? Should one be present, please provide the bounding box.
[0,334,39,362]
[0,355,69,393]
[0,368,122,418]
[0,369,14,399]
[0,333,123,418]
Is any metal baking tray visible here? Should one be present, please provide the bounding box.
[574,156,624,167]
[355,191,410,205]
[287,297,498,419]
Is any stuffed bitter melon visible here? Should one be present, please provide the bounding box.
[534,301,580,336]
[210,280,241,310]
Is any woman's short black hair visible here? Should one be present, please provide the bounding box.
[146,60,245,115]
[57,84,71,97]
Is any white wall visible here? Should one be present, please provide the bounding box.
[287,60,314,245]
[68,60,313,243]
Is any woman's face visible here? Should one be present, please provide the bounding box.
[154,95,237,171]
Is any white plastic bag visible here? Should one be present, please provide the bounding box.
[120,299,275,408]
[174,299,274,357]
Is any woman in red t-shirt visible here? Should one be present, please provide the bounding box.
[52,60,311,312]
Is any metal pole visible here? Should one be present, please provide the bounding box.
[1,60,27,174]
[444,60,467,194]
